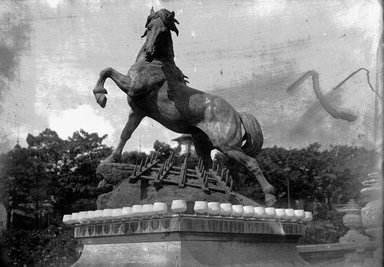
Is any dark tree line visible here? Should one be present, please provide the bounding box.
[215,143,378,209]
[0,128,379,265]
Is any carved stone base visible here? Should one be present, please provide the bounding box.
[72,215,309,267]
[73,237,309,267]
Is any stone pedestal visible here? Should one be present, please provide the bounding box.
[338,199,369,244]
[72,215,309,266]
[360,174,383,267]
[298,175,383,267]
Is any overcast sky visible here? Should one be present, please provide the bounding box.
[0,0,382,154]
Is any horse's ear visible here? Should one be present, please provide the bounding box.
[150,7,154,15]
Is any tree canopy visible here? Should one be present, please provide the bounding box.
[0,131,379,266]
[0,128,112,217]
[214,143,378,208]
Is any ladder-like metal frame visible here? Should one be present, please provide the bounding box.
[127,152,233,194]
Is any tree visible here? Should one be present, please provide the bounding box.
[214,143,377,211]
[153,140,176,160]
[41,129,112,213]
[0,145,43,212]
[0,132,378,263]
[0,128,112,218]
[0,128,112,266]
[121,150,148,165]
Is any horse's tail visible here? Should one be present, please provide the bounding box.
[239,112,264,158]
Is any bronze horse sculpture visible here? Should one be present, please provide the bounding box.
[93,8,276,206]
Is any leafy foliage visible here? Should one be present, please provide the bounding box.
[0,128,112,266]
[0,131,379,265]
[121,139,182,165]
[153,140,180,161]
[298,204,348,244]
[214,143,378,209]
[121,150,148,165]
[1,224,79,266]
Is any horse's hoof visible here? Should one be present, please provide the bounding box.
[95,93,107,108]
[265,193,277,207]
[265,185,276,195]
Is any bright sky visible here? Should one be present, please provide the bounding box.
[0,0,382,154]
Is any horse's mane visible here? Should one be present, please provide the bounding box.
[144,9,179,36]
[143,9,188,84]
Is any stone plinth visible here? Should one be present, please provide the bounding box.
[72,215,309,266]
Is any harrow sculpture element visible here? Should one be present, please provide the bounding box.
[126,152,234,194]
[92,8,276,206]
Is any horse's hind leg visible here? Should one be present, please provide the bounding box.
[191,133,214,169]
[217,146,276,206]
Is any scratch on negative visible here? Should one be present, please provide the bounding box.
[286,68,381,122]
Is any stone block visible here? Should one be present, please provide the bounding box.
[72,215,309,266]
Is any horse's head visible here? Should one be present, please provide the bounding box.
[142,7,179,59]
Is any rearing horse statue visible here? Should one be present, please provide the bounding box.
[93,8,276,206]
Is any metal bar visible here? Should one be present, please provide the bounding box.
[178,155,189,187]
[129,159,160,183]
[139,158,144,171]
[132,163,137,176]
[140,175,155,180]
[159,162,174,181]
[229,177,234,191]
[154,164,164,184]
[225,170,230,185]
[203,171,209,192]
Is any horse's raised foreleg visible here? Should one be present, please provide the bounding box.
[104,110,144,163]
[217,146,276,206]
[93,67,131,108]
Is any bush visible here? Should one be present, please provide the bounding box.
[298,204,348,244]
[1,224,80,266]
